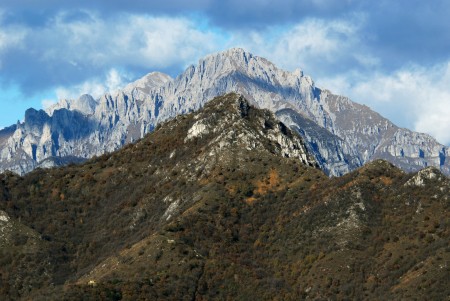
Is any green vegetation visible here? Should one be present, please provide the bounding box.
[0,94,448,300]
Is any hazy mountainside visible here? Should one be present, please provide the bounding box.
[0,48,449,176]
[0,94,448,300]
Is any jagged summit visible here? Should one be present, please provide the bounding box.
[206,48,306,77]
[123,71,173,95]
[191,48,312,91]
[1,48,449,176]
[45,94,97,116]
[201,47,256,68]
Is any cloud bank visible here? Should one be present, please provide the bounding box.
[0,1,449,145]
[0,12,221,94]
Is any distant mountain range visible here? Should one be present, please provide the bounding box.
[0,48,448,176]
[1,94,448,299]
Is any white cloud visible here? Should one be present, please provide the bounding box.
[41,99,57,110]
[35,13,221,71]
[0,26,27,56]
[279,19,356,54]
[0,10,27,54]
[123,16,220,67]
[412,63,450,145]
[52,68,131,101]
[104,69,124,93]
[228,16,377,77]
[272,19,354,69]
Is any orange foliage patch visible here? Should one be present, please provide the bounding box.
[254,169,280,195]
[246,169,286,205]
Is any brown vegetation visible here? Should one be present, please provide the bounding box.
[0,94,448,300]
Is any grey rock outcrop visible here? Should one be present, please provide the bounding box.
[0,48,448,176]
[276,108,362,176]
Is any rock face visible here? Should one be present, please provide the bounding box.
[0,48,449,176]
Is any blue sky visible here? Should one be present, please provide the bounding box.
[1,0,450,144]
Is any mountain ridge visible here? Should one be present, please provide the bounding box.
[0,48,448,176]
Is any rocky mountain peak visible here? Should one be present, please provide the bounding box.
[195,47,305,87]
[203,47,253,67]
[405,166,447,187]
[1,48,449,176]
[182,93,316,168]
[45,94,97,116]
[123,71,173,95]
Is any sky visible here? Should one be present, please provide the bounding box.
[0,0,450,145]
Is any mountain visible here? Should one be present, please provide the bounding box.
[0,48,449,176]
[0,94,448,300]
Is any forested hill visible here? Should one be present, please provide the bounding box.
[0,94,448,300]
